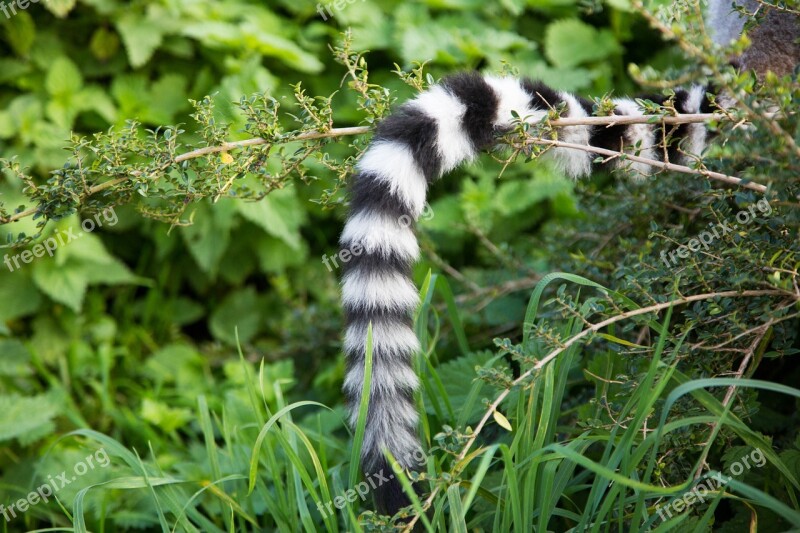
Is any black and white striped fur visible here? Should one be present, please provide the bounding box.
[339,73,713,515]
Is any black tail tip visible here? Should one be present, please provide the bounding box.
[368,456,423,517]
[374,475,413,516]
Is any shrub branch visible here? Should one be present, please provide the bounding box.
[530,138,767,192]
[401,288,795,532]
[1,112,766,228]
[180,112,767,193]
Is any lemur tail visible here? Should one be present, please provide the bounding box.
[340,72,712,515]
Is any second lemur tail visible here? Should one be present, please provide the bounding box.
[340,72,712,515]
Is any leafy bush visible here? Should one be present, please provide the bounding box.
[0,0,798,531]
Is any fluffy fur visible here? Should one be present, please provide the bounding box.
[707,0,800,77]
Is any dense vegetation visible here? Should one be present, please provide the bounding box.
[0,0,798,531]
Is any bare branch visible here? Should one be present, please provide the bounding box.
[752,0,800,17]
[529,138,768,193]
[173,126,372,163]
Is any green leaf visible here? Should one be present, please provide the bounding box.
[247,400,332,495]
[116,14,165,68]
[427,350,497,422]
[81,259,138,285]
[89,26,120,60]
[181,200,235,276]
[182,21,324,73]
[494,170,573,216]
[425,0,484,8]
[246,30,324,74]
[43,57,84,127]
[0,394,61,444]
[32,259,88,311]
[544,19,620,68]
[236,187,306,250]
[400,23,461,66]
[256,234,308,274]
[2,11,36,57]
[55,226,114,262]
[169,298,205,327]
[447,484,468,533]
[0,339,32,377]
[46,57,83,96]
[499,0,525,15]
[209,287,262,345]
[421,196,463,237]
[460,177,495,233]
[43,0,78,17]
[0,58,31,84]
[6,94,41,145]
[493,409,513,431]
[516,59,596,92]
[110,73,149,114]
[596,332,647,348]
[144,344,203,384]
[147,73,189,123]
[0,270,42,327]
[606,0,633,11]
[781,450,800,481]
[140,398,194,433]
[74,85,118,123]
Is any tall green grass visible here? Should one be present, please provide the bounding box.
[13,274,799,532]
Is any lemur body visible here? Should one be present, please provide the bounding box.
[339,3,798,516]
[707,0,799,76]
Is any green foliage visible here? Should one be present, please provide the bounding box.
[0,393,61,444]
[0,0,798,531]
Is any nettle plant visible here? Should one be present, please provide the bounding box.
[1,2,799,530]
[0,36,384,237]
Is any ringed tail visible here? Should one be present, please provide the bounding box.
[339,72,712,515]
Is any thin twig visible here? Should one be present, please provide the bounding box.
[552,113,722,127]
[173,126,371,163]
[529,138,767,193]
[691,325,771,480]
[173,114,722,164]
[452,275,541,305]
[401,288,792,531]
[420,241,481,292]
[2,175,130,224]
[752,0,800,17]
